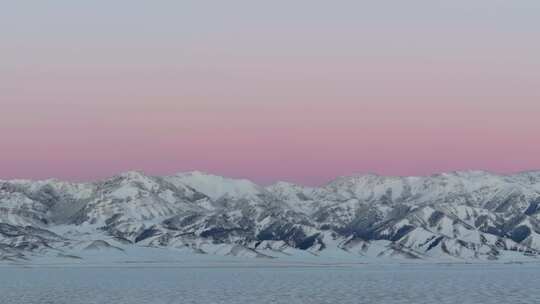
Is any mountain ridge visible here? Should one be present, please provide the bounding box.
[1,170,540,263]
[5,168,540,187]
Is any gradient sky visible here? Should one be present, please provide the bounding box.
[1,1,540,185]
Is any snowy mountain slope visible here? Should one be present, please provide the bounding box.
[1,170,540,263]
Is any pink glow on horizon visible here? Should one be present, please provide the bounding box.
[2,96,539,185]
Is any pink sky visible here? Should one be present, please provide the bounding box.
[1,1,539,185]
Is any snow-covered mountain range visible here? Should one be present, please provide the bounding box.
[2,170,540,263]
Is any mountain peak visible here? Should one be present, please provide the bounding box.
[117,170,148,179]
[172,171,264,200]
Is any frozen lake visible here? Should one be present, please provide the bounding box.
[1,263,539,304]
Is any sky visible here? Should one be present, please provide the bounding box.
[1,1,540,185]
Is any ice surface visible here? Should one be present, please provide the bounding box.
[1,263,539,304]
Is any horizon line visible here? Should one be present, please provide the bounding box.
[2,168,539,187]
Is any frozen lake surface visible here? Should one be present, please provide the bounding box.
[1,263,539,304]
